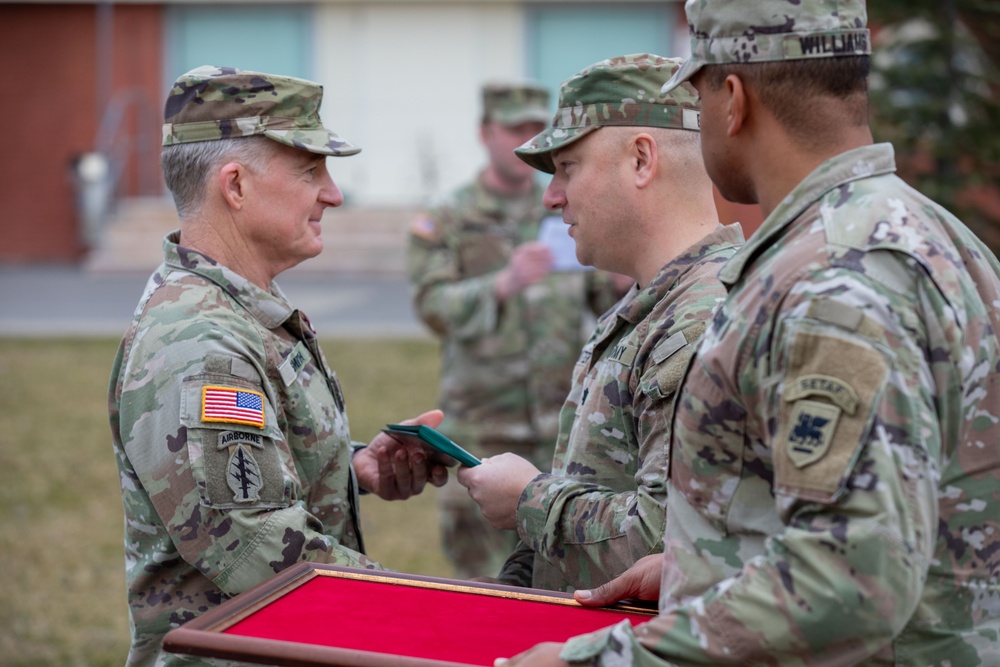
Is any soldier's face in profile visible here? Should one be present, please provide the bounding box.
[239,143,344,276]
[482,120,546,186]
[543,129,634,275]
[689,69,755,205]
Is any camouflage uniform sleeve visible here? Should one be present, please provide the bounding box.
[562,267,943,665]
[407,209,504,340]
[117,311,376,597]
[496,539,535,587]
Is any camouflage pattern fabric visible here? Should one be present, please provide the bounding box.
[560,144,1000,664]
[109,232,378,666]
[162,65,360,156]
[407,176,621,578]
[516,54,701,174]
[481,81,551,125]
[496,225,743,592]
[662,0,871,94]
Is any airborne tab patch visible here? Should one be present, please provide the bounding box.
[202,386,265,429]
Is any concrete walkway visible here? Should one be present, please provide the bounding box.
[0,265,429,339]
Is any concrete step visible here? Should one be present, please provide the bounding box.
[85,197,416,275]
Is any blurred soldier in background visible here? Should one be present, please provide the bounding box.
[407,82,625,578]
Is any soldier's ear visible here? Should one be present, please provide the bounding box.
[632,133,658,189]
[218,161,247,211]
[724,74,748,138]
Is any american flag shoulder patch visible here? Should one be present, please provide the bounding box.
[409,214,439,241]
[201,385,265,429]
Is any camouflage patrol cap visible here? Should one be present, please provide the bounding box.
[515,54,700,174]
[482,82,551,125]
[162,65,360,156]
[661,0,871,94]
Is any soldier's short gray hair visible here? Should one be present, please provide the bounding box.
[161,136,272,219]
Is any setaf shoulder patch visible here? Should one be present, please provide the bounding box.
[775,330,888,503]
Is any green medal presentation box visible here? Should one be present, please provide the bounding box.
[383,423,481,467]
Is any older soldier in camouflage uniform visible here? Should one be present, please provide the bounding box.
[408,82,624,578]
[502,2,1000,666]
[109,66,450,667]
[457,55,743,592]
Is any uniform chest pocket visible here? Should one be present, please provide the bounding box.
[638,328,697,402]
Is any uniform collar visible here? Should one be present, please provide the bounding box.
[161,231,296,329]
[614,222,745,325]
[719,143,898,286]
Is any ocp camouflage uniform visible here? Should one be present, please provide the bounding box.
[497,53,727,593]
[109,234,379,666]
[561,144,1000,666]
[549,6,1000,663]
[498,224,743,592]
[408,176,621,578]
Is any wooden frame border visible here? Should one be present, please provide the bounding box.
[162,563,655,667]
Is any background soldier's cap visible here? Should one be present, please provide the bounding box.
[515,54,700,174]
[482,82,551,125]
[162,65,361,156]
[662,0,871,95]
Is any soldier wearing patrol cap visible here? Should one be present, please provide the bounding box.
[109,66,451,667]
[456,54,742,594]
[407,81,625,579]
[501,2,1000,666]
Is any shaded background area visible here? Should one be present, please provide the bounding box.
[0,336,449,666]
[0,0,761,273]
[0,3,162,262]
[869,0,1000,251]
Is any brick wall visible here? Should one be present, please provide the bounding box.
[0,4,162,263]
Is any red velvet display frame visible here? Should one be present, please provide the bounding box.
[163,563,656,667]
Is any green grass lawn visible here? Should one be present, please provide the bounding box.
[0,336,452,667]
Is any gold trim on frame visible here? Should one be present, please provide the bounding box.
[314,569,583,606]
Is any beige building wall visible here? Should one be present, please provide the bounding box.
[315,3,527,208]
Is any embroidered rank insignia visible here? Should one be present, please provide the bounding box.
[202,386,265,429]
[227,442,263,503]
[786,399,841,468]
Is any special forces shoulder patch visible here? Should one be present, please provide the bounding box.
[775,330,888,503]
[221,431,264,503]
[200,428,286,508]
[202,385,265,429]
